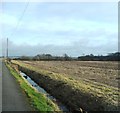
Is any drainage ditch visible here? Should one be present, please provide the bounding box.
[20,71,70,112]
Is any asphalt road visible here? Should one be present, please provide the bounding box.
[2,61,31,111]
[0,59,2,112]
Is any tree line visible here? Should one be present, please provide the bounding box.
[13,52,120,61]
[78,52,120,61]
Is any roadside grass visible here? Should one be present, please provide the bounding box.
[5,61,60,112]
[12,60,119,111]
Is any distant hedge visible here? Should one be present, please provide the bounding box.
[13,52,120,61]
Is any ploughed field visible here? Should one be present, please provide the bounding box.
[12,60,119,111]
[19,61,118,87]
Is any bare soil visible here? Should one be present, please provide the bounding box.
[21,61,119,88]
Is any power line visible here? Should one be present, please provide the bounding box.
[9,1,30,38]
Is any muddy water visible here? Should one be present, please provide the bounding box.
[20,71,69,112]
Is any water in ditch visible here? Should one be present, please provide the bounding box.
[20,71,69,112]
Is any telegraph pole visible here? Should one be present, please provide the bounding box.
[7,38,8,59]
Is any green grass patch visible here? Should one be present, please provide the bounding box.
[5,61,60,112]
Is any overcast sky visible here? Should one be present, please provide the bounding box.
[0,2,118,57]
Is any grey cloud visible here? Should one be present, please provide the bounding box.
[1,34,118,57]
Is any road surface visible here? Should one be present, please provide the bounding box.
[2,61,32,111]
[0,59,2,112]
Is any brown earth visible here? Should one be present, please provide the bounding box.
[20,61,119,88]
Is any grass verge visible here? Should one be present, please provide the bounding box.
[5,61,60,112]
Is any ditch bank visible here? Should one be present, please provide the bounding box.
[20,71,69,112]
[15,65,117,113]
